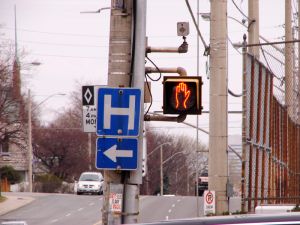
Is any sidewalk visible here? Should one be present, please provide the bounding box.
[0,193,34,216]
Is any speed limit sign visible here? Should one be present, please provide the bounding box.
[204,190,215,215]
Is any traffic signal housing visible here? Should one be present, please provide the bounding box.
[163,76,202,115]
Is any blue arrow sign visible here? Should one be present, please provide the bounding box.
[96,137,138,170]
[97,88,141,137]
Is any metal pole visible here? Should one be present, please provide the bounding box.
[209,0,228,214]
[14,5,18,58]
[241,34,247,212]
[28,89,33,192]
[196,0,200,217]
[123,0,146,224]
[160,145,163,196]
[88,133,92,170]
[298,0,300,123]
[285,0,293,118]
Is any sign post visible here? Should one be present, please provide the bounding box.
[204,190,216,216]
[96,87,141,170]
[96,137,138,170]
[82,85,101,133]
[97,87,141,137]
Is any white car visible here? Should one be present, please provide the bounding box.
[76,172,104,195]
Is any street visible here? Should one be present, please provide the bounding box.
[0,193,241,225]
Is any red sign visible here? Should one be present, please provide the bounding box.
[205,191,214,205]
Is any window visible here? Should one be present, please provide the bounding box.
[0,137,9,153]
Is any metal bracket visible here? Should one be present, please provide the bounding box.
[113,212,139,216]
[144,114,187,123]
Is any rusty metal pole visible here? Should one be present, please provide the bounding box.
[285,0,293,118]
[241,34,247,213]
[298,0,300,123]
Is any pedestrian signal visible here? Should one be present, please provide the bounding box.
[163,76,202,115]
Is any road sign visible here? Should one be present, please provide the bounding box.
[82,86,94,106]
[82,85,102,133]
[97,87,141,136]
[109,193,123,213]
[204,190,215,215]
[96,137,138,170]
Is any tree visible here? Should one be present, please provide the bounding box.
[0,165,21,184]
[142,127,208,196]
[32,84,97,182]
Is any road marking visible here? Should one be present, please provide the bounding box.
[168,209,172,213]
[177,199,181,202]
[165,216,169,220]
[50,219,58,223]
[89,202,95,206]
[66,213,71,217]
[93,220,102,225]
[78,207,84,211]
[172,204,175,208]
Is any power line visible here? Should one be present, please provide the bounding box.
[0,37,108,48]
[0,27,107,38]
[31,53,104,59]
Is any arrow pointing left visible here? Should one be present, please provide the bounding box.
[104,144,133,163]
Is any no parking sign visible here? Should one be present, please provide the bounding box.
[204,190,215,215]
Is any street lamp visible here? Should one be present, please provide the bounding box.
[147,142,172,195]
[161,151,186,196]
[27,89,66,192]
[80,7,110,14]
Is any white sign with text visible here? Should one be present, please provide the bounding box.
[204,190,216,215]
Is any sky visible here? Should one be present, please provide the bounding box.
[0,0,286,145]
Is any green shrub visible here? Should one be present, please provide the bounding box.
[291,204,300,212]
[0,165,21,184]
[35,174,62,193]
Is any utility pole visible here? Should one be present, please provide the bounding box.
[103,0,146,224]
[103,1,133,224]
[285,0,293,118]
[28,89,33,192]
[248,0,259,58]
[209,0,228,214]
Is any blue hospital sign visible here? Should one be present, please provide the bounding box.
[96,88,141,137]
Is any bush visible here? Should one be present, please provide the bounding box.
[291,204,300,212]
[0,165,21,184]
[34,174,62,193]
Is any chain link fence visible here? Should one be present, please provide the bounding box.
[242,40,300,212]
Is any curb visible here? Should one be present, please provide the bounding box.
[0,194,35,216]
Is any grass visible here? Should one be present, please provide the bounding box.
[0,195,7,203]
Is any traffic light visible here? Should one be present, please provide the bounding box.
[163,76,202,115]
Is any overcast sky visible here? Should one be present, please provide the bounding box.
[0,0,286,144]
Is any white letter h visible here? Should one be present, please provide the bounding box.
[103,95,135,130]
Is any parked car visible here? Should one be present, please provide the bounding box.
[75,172,104,195]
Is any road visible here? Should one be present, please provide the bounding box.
[0,193,103,225]
[0,193,241,225]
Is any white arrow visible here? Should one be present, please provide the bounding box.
[103,144,133,163]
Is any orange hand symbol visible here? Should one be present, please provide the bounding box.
[175,82,191,109]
